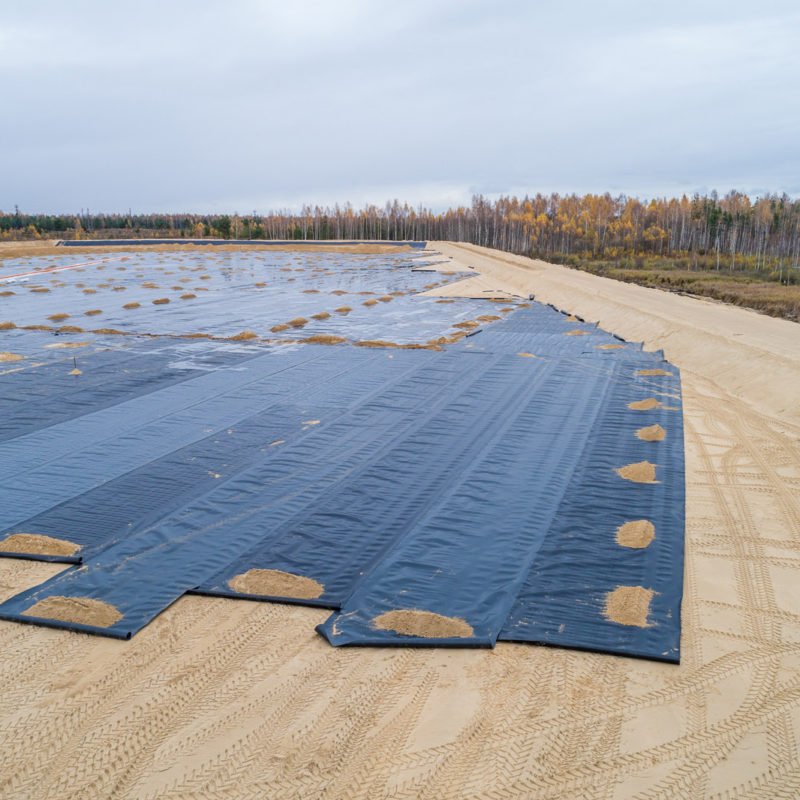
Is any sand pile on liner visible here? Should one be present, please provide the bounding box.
[229,569,324,599]
[372,609,474,638]
[22,596,122,628]
[0,533,80,557]
[603,586,654,627]
[636,424,666,442]
[616,461,658,483]
[615,520,655,549]
[628,397,660,410]
[301,335,347,345]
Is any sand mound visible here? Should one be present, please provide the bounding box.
[47,313,69,322]
[373,609,474,638]
[82,289,96,294]
[334,306,352,313]
[476,315,502,323]
[453,320,479,329]
[362,299,378,306]
[353,340,399,349]
[123,302,141,309]
[180,293,196,300]
[44,342,89,349]
[152,298,170,305]
[68,368,82,376]
[302,289,320,294]
[0,351,25,362]
[603,586,654,627]
[0,321,16,330]
[615,461,658,483]
[0,533,81,557]
[301,335,347,345]
[517,352,536,358]
[271,324,290,332]
[22,596,122,628]
[228,569,324,599]
[230,331,258,341]
[84,309,103,316]
[311,312,331,320]
[58,326,84,333]
[378,296,394,302]
[435,299,455,304]
[92,328,124,335]
[596,343,627,349]
[254,282,266,287]
[287,317,308,328]
[0,291,14,296]
[564,329,590,336]
[628,397,660,411]
[615,520,655,549]
[112,286,126,291]
[636,368,673,376]
[636,424,666,442]
[31,287,50,293]
[331,290,348,295]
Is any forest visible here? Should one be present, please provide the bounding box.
[2,192,799,317]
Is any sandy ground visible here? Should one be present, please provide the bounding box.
[2,242,800,799]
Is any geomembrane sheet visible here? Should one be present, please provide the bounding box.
[0,247,684,662]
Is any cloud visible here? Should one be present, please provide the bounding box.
[2,0,798,213]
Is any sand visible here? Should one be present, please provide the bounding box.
[21,596,122,628]
[373,609,474,639]
[615,520,656,549]
[603,586,654,627]
[0,533,81,557]
[301,335,347,345]
[228,569,324,600]
[615,460,658,483]
[636,423,667,442]
[628,397,660,410]
[2,240,800,798]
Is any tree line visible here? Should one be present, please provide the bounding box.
[2,192,799,277]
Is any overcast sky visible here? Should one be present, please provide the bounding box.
[2,1,798,214]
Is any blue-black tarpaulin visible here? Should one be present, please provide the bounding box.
[0,247,685,661]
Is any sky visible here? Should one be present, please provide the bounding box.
[2,0,798,214]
